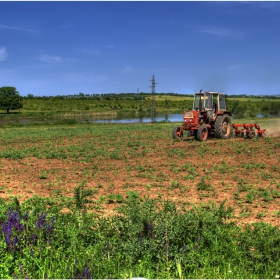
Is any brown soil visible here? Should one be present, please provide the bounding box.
[0,132,279,227]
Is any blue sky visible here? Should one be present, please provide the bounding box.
[1,1,280,96]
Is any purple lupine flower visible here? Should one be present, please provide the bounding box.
[146,222,154,238]
[13,236,18,248]
[193,235,203,251]
[30,234,37,243]
[83,266,88,276]
[82,265,91,279]
[23,211,29,222]
[181,245,186,251]
[4,235,11,246]
[2,208,25,250]
[36,213,47,229]
[47,225,52,234]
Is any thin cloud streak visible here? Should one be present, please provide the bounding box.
[0,47,8,61]
[58,24,73,29]
[39,54,62,63]
[81,46,103,56]
[0,24,39,33]
[121,66,134,74]
[201,26,243,38]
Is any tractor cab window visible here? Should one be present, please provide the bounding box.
[205,92,213,110]
[219,95,226,110]
[193,94,204,110]
[213,95,218,112]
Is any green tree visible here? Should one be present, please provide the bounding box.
[27,93,35,99]
[233,103,246,118]
[0,86,22,113]
[270,102,280,115]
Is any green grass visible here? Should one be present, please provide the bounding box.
[1,195,280,279]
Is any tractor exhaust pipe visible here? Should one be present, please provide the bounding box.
[199,89,203,111]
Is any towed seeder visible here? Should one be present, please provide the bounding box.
[232,123,266,139]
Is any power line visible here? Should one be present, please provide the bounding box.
[150,75,157,123]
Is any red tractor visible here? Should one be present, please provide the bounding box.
[172,90,233,142]
[172,90,266,141]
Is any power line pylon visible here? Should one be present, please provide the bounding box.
[150,75,157,123]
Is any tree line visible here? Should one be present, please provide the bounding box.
[25,92,280,100]
[0,86,280,116]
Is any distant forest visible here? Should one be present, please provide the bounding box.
[23,92,280,100]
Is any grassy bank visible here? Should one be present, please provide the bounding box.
[0,95,279,120]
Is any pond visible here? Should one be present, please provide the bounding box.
[87,113,279,124]
[0,113,279,126]
[88,114,183,124]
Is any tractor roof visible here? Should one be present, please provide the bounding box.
[195,91,225,95]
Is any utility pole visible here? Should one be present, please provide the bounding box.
[150,75,156,123]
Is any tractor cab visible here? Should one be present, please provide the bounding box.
[193,91,227,117]
[193,91,229,122]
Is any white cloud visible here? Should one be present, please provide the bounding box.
[58,24,73,29]
[201,26,243,39]
[0,47,8,61]
[39,54,62,63]
[121,66,134,73]
[0,24,39,33]
[82,46,103,56]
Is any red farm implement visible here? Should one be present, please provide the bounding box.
[232,123,266,139]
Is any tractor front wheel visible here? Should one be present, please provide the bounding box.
[214,114,232,139]
[197,125,208,142]
[172,126,183,140]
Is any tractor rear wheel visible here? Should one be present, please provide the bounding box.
[197,125,208,142]
[214,114,232,139]
[172,126,183,140]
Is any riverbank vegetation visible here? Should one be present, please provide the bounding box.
[0,93,280,121]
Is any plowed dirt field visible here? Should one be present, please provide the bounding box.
[0,121,279,226]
